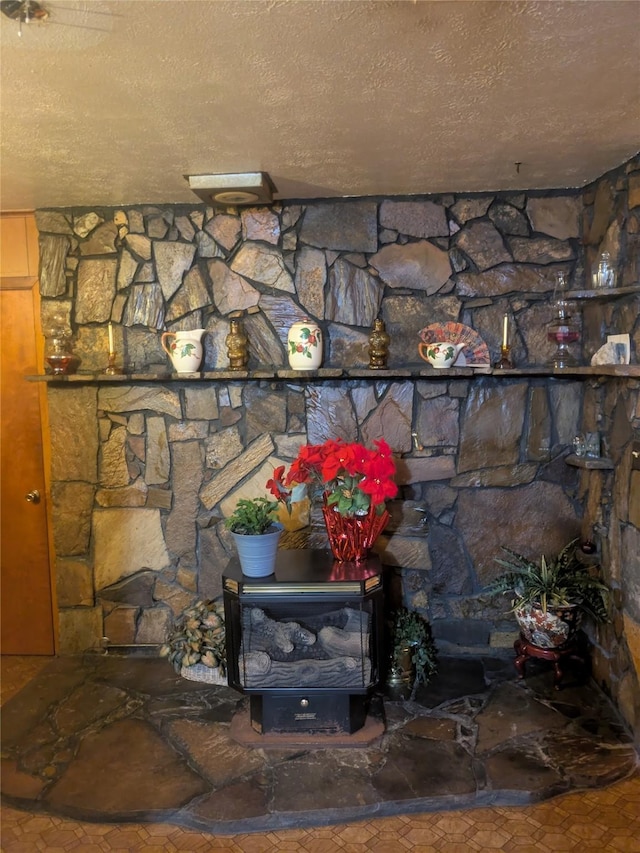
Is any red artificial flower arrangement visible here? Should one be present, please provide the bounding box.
[267,438,398,518]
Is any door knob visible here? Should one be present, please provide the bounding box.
[25,490,41,503]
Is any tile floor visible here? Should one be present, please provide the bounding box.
[2,655,639,853]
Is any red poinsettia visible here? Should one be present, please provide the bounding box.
[267,438,398,517]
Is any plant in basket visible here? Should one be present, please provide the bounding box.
[267,437,398,561]
[160,599,227,684]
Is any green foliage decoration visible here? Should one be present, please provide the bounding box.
[225,496,278,535]
[391,607,438,698]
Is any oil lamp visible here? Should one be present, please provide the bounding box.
[547,273,580,368]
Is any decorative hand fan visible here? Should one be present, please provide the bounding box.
[418,322,490,366]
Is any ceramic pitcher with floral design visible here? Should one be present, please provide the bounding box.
[161,329,205,373]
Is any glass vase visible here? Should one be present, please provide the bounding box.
[322,499,389,562]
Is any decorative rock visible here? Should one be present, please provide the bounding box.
[455,221,512,271]
[122,283,165,329]
[76,259,117,323]
[154,241,196,301]
[125,232,152,260]
[361,382,413,454]
[207,259,259,314]
[100,426,130,488]
[116,249,138,290]
[51,482,94,557]
[526,195,581,240]
[35,210,73,234]
[200,433,275,510]
[55,557,94,607]
[395,456,456,484]
[243,311,286,366]
[48,386,99,481]
[147,216,169,239]
[428,522,473,594]
[241,208,280,244]
[230,243,294,293]
[165,441,204,563]
[509,236,574,263]
[79,222,118,255]
[205,213,241,251]
[299,200,378,252]
[195,230,223,258]
[294,246,326,319]
[185,387,219,421]
[488,202,529,236]
[456,264,558,297]
[370,241,452,293]
[44,718,208,813]
[93,508,170,590]
[165,266,210,321]
[325,258,383,326]
[74,212,104,238]
[379,200,448,238]
[416,396,460,446]
[98,386,181,418]
[146,416,169,485]
[458,482,580,585]
[458,384,527,473]
[57,606,103,654]
[95,481,148,508]
[450,197,493,223]
[39,234,70,297]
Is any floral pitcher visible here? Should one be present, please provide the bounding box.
[161,329,205,373]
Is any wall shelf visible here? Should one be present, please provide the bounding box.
[565,454,614,470]
[565,285,640,299]
[26,364,640,384]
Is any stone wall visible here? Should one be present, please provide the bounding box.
[36,156,639,734]
[573,161,640,736]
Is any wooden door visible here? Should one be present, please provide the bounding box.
[1,217,55,655]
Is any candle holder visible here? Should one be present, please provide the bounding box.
[494,344,514,370]
[104,352,123,375]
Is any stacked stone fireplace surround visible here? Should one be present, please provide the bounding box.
[37,156,640,739]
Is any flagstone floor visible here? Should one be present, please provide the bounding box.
[1,653,639,852]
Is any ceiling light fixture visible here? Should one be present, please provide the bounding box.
[186,172,276,207]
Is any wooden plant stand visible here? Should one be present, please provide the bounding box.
[514,634,589,690]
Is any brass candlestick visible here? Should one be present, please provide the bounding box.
[494,344,514,370]
[104,352,123,374]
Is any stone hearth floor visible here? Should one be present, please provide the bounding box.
[1,653,638,840]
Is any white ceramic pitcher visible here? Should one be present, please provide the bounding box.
[418,341,464,368]
[161,329,205,373]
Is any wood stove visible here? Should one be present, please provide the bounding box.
[223,549,384,735]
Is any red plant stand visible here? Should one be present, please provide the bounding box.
[514,634,589,690]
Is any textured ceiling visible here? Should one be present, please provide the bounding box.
[0,0,639,210]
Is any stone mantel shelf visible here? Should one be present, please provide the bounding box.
[564,453,615,470]
[565,284,640,299]
[27,364,640,383]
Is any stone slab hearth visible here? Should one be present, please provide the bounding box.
[1,653,637,835]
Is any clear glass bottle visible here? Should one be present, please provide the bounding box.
[592,251,616,289]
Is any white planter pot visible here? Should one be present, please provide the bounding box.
[231,524,283,577]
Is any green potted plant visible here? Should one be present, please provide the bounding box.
[486,538,609,649]
[225,496,283,577]
[388,608,438,700]
[160,599,227,685]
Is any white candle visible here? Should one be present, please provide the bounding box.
[502,314,508,348]
[108,322,114,356]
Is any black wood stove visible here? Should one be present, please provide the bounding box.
[223,549,384,735]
